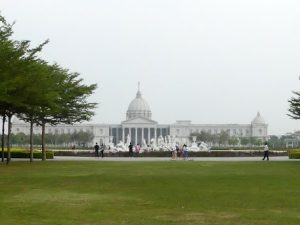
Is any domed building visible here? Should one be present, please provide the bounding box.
[251,112,268,137]
[126,85,152,120]
[11,84,268,146]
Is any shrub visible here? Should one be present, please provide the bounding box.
[288,151,300,159]
[0,151,54,159]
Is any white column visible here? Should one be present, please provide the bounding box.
[142,127,144,143]
[122,128,125,143]
[154,128,157,145]
[148,128,150,144]
[135,127,137,145]
[116,128,119,144]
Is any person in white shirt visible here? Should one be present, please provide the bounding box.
[262,142,269,160]
[183,144,188,160]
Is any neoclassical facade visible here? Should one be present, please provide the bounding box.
[11,86,268,146]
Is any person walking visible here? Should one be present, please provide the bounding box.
[100,143,105,158]
[183,144,188,160]
[262,142,269,160]
[135,143,141,157]
[94,143,100,158]
[172,145,177,160]
[176,144,180,158]
[128,142,134,157]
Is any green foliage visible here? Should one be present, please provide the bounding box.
[0,151,53,159]
[288,91,300,119]
[190,131,236,146]
[0,13,97,162]
[228,136,239,146]
[8,131,94,147]
[288,151,300,159]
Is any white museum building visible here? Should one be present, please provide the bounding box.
[11,86,268,146]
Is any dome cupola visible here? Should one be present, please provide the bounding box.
[252,112,265,124]
[126,83,152,120]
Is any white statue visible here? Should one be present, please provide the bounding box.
[116,141,127,152]
[126,134,131,146]
[142,138,147,148]
[158,135,164,146]
[199,141,209,151]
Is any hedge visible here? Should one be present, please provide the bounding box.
[288,151,300,159]
[0,151,54,159]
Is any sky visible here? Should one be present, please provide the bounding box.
[1,0,300,135]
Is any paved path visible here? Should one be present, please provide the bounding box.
[9,156,300,162]
[51,156,298,161]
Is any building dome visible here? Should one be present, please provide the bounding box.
[126,84,152,120]
[252,112,265,124]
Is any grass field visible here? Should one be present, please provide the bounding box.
[0,161,300,225]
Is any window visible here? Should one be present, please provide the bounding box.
[239,129,243,136]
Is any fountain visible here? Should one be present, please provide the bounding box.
[199,141,209,151]
[189,136,200,152]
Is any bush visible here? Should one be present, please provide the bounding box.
[0,151,54,159]
[288,151,300,159]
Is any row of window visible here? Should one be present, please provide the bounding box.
[182,128,250,135]
[47,128,92,134]
[176,128,264,136]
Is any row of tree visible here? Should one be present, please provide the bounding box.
[2,131,94,148]
[0,14,97,164]
[191,131,300,149]
[190,131,265,147]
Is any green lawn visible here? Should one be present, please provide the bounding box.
[0,161,300,225]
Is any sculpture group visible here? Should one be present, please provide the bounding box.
[106,134,209,153]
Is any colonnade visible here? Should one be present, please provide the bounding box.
[109,127,169,145]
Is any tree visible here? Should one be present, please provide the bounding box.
[240,137,250,146]
[0,13,48,164]
[32,64,97,160]
[267,135,284,148]
[218,130,230,146]
[18,60,59,162]
[228,136,239,146]
[288,91,300,119]
[190,131,213,143]
[1,13,97,163]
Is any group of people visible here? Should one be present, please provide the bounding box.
[94,143,105,158]
[128,142,141,157]
[94,141,271,160]
[171,144,189,160]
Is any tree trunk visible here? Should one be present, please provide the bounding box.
[6,114,12,165]
[1,115,5,163]
[41,121,46,161]
[30,119,33,162]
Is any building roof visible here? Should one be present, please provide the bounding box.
[252,112,266,124]
[126,83,152,120]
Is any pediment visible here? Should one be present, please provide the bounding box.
[122,117,157,125]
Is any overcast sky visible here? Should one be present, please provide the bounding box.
[2,0,300,135]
